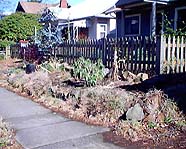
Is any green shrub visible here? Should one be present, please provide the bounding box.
[73,57,104,86]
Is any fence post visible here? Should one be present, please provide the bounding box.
[159,35,166,74]
[5,46,10,59]
[155,36,162,75]
[101,38,106,66]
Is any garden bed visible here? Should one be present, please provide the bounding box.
[0,117,22,149]
[0,59,186,148]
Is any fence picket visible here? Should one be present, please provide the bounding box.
[138,36,143,72]
[176,37,180,73]
[180,36,184,72]
[172,36,176,73]
[160,35,166,74]
[167,36,171,74]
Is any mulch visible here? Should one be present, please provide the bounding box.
[102,131,186,149]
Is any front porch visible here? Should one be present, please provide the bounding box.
[116,0,186,37]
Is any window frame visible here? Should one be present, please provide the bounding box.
[124,14,141,36]
[174,6,186,31]
[97,23,107,39]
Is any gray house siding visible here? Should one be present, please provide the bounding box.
[116,9,151,37]
[116,0,186,37]
[140,11,151,36]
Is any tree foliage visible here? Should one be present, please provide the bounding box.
[0,12,42,47]
[37,9,63,51]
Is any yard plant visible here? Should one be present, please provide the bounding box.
[0,118,14,147]
[0,12,41,47]
[73,57,105,86]
[0,53,5,61]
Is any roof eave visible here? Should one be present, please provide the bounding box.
[116,0,176,7]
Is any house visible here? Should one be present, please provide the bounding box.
[115,0,186,37]
[49,0,118,40]
[16,0,68,14]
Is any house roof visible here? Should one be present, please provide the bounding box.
[116,0,176,7]
[70,0,118,20]
[16,1,56,14]
[49,0,118,21]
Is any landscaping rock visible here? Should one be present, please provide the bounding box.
[136,73,148,81]
[25,63,36,74]
[103,68,110,77]
[126,103,144,121]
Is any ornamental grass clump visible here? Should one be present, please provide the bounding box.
[73,57,105,86]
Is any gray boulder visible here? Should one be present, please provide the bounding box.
[126,103,144,121]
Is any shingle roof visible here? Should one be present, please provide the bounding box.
[49,0,118,21]
[16,1,56,14]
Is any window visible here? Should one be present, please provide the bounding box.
[125,15,140,35]
[97,24,107,39]
[175,7,186,32]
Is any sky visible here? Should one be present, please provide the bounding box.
[0,0,85,14]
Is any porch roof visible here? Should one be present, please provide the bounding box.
[116,0,176,7]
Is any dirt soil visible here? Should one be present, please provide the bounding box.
[103,131,186,149]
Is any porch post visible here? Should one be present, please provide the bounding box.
[121,10,125,36]
[152,2,157,37]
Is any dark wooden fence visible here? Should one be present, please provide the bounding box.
[10,44,20,58]
[10,35,186,76]
[55,37,157,75]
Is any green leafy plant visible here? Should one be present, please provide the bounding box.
[162,13,186,36]
[176,120,186,127]
[164,116,172,123]
[0,12,42,47]
[0,53,5,60]
[148,121,157,129]
[73,57,104,86]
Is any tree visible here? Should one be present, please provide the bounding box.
[37,9,63,52]
[0,12,42,47]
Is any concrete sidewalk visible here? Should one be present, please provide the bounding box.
[0,88,122,149]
